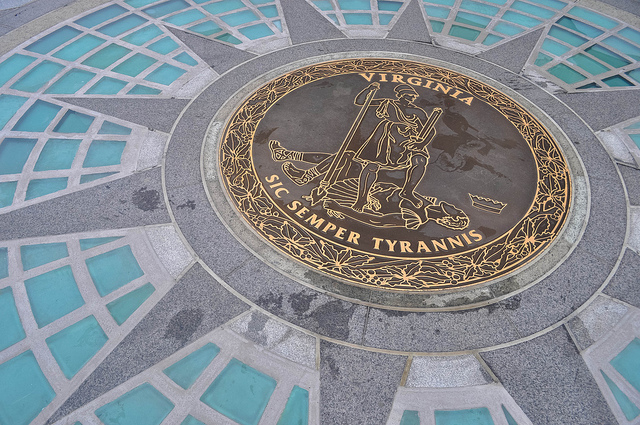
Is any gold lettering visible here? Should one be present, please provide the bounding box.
[447,236,464,248]
[423,80,434,89]
[462,233,472,245]
[287,200,301,211]
[435,83,451,94]
[385,239,397,252]
[469,230,483,241]
[407,77,423,86]
[399,241,413,253]
[305,214,325,229]
[450,90,463,99]
[417,241,431,253]
[433,239,448,252]
[392,74,405,83]
[295,207,309,218]
[372,237,383,250]
[359,72,376,82]
[322,222,337,233]
[274,187,289,198]
[347,231,360,245]
[459,97,473,106]
[334,227,347,240]
[379,73,388,82]
[265,174,279,184]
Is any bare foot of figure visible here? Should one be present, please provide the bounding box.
[282,162,319,186]
[399,190,423,209]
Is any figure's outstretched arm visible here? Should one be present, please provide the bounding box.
[354,82,383,106]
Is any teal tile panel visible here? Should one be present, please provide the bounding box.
[99,121,132,135]
[602,36,640,61]
[203,0,246,14]
[0,182,17,207]
[425,0,455,6]
[400,410,420,425]
[535,52,553,66]
[144,63,186,85]
[46,315,108,379]
[98,14,148,37]
[602,75,633,87]
[188,21,222,36]
[449,24,481,40]
[221,10,259,26]
[106,282,155,325]
[0,138,37,175]
[143,0,190,18]
[0,95,27,130]
[200,358,277,425]
[25,265,84,327]
[0,287,26,351]
[12,100,61,132]
[25,26,82,54]
[510,1,555,19]
[625,121,640,130]
[0,54,36,87]
[75,4,128,28]
[164,9,206,25]
[33,139,81,171]
[181,415,206,425]
[52,34,106,61]
[501,405,519,425]
[126,0,163,6]
[83,140,126,167]
[0,248,7,279]
[344,13,373,24]
[53,110,95,133]
[249,0,271,4]
[425,6,450,18]
[567,53,609,75]
[239,23,275,40]
[556,16,603,38]
[277,386,309,425]
[313,0,333,10]
[482,34,503,45]
[26,178,68,200]
[541,38,571,55]
[460,0,499,16]
[82,44,132,69]
[0,351,55,425]
[216,33,242,44]
[548,25,587,47]
[527,0,566,10]
[610,338,640,392]
[576,82,600,89]
[379,13,393,25]
[379,1,403,11]
[128,84,162,94]
[11,60,65,93]
[44,69,96,94]
[434,407,495,425]
[627,68,640,84]
[20,242,68,271]
[80,172,118,183]
[585,44,631,68]
[455,11,491,28]
[548,62,586,83]
[148,36,180,54]
[601,370,640,420]
[502,10,541,28]
[163,342,220,389]
[493,21,524,35]
[79,236,123,250]
[619,27,640,45]
[86,77,128,94]
[569,6,617,29]
[85,245,144,296]
[122,24,164,45]
[259,5,278,17]
[338,0,371,9]
[630,133,640,148]
[173,52,198,66]
[95,383,174,425]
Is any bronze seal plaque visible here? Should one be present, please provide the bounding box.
[219,59,571,291]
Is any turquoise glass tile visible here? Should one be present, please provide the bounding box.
[188,21,222,36]
[126,0,163,6]
[627,69,640,84]
[0,182,17,207]
[148,36,180,54]
[449,24,481,40]
[434,407,495,425]
[338,0,371,9]
[625,121,640,130]
[53,34,106,61]
[535,52,553,66]
[11,60,65,93]
[0,248,7,279]
[460,0,499,16]
[99,121,132,135]
[216,33,242,44]
[313,0,333,10]
[143,0,190,18]
[106,282,155,325]
[601,370,640,420]
[46,315,108,379]
[122,24,163,45]
[34,139,81,171]
[25,26,82,54]
[548,63,586,83]
[86,77,128,94]
[0,351,55,425]
[144,63,186,85]
[173,52,198,66]
[577,82,600,89]
[630,133,640,148]
[379,14,393,25]
[79,236,123,250]
[164,9,206,25]
[26,178,68,200]
[556,16,603,38]
[425,0,455,6]
[602,37,640,61]
[344,13,373,24]
[501,405,518,425]
[493,21,524,35]
[541,38,571,55]
[502,11,541,28]
[20,242,69,270]
[510,1,555,19]
[83,140,126,167]
[0,54,36,87]
[239,23,275,40]
[25,265,84,327]
[400,410,420,425]
[548,25,587,46]
[128,84,162,95]
[527,0,566,10]
[569,6,617,29]
[221,10,259,26]
[602,75,633,87]
[249,0,271,3]
[274,19,282,30]
[611,338,640,392]
[378,1,403,11]
[80,172,118,183]
[259,5,278,17]
[0,138,37,175]
[98,14,148,37]
[277,386,309,425]
[0,95,27,130]
[327,14,339,24]
[76,4,127,28]
[53,110,95,133]
[568,53,609,75]
[12,100,61,132]
[482,34,503,45]
[619,27,640,45]
[86,245,144,296]
[429,6,451,20]
[0,287,26,351]
[455,11,490,28]
[200,358,277,425]
[585,44,631,68]
[203,0,245,14]
[181,416,206,425]
[95,383,174,425]
[44,69,96,94]
[482,0,507,4]
[113,53,156,77]
[164,342,220,389]
[82,44,132,69]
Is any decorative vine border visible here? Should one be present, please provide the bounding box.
[219,59,571,291]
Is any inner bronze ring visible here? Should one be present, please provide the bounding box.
[219,59,571,291]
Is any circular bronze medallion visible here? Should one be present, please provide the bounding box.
[219,59,571,291]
